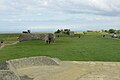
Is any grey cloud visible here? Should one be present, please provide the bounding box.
[0,0,120,16]
[50,0,120,16]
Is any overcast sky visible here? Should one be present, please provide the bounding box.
[0,0,120,33]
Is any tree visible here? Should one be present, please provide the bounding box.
[55,29,61,33]
[104,30,108,33]
[108,29,115,33]
[28,30,31,33]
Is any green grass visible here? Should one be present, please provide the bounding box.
[0,33,120,62]
[0,34,19,44]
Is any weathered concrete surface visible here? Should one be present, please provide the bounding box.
[0,62,9,70]
[18,33,55,43]
[1,56,120,80]
[0,70,20,80]
[7,56,59,69]
[0,56,59,80]
[17,61,120,80]
[20,75,33,80]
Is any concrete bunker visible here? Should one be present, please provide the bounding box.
[18,33,55,44]
[0,56,60,80]
[7,56,59,69]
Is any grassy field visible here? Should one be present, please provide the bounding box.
[0,32,120,62]
[0,33,19,44]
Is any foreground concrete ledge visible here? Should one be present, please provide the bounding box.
[7,56,60,69]
[0,56,60,80]
[1,56,120,80]
[17,61,120,80]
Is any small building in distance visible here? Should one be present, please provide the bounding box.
[55,29,74,36]
[69,31,74,36]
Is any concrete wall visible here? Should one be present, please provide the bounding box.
[0,56,59,80]
[18,33,55,43]
[7,56,59,69]
[0,70,20,80]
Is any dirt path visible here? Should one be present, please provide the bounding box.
[0,41,19,49]
[17,61,120,80]
[5,41,19,46]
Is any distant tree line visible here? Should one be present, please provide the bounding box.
[103,29,120,34]
[22,30,31,34]
[55,29,71,35]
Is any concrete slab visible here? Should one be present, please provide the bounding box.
[17,61,120,80]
